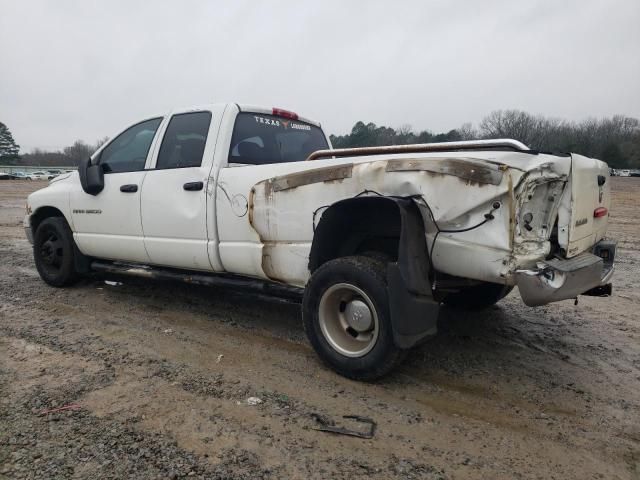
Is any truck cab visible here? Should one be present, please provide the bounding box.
[27,103,331,272]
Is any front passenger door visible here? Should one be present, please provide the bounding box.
[70,117,163,263]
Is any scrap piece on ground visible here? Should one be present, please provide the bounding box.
[311,413,377,439]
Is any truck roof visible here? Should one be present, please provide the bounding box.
[236,104,321,127]
[159,103,322,128]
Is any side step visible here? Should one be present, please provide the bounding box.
[90,261,304,301]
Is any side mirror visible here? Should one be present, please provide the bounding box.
[78,157,104,195]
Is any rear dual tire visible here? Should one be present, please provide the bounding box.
[303,256,405,381]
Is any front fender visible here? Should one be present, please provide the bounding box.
[27,175,76,231]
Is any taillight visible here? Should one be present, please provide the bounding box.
[594,207,608,218]
[272,107,298,120]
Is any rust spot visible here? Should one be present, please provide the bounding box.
[507,172,515,250]
[248,188,255,224]
[385,158,503,186]
[260,243,291,283]
[264,164,353,194]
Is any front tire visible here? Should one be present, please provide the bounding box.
[33,217,80,287]
[303,256,405,381]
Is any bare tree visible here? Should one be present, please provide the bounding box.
[63,140,94,166]
[94,136,109,150]
[457,122,478,141]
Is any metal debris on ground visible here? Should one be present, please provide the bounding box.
[104,280,123,286]
[311,413,377,439]
[246,397,263,406]
[216,354,224,363]
[163,329,174,334]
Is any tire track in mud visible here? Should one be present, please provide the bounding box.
[1,289,635,479]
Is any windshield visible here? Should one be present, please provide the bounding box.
[228,112,328,165]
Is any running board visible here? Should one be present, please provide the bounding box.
[90,261,304,301]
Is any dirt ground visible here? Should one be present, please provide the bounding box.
[1,178,639,479]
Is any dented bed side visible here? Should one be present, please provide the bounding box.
[215,149,575,289]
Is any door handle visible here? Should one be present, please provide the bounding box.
[183,181,204,191]
[120,184,138,193]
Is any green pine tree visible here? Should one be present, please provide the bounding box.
[0,122,20,164]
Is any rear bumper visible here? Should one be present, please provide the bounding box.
[516,240,616,307]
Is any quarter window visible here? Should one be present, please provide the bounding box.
[156,112,212,169]
[98,118,162,173]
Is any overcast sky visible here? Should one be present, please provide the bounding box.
[1,0,639,152]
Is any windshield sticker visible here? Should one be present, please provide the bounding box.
[253,116,311,131]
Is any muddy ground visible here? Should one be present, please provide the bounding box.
[0,178,639,479]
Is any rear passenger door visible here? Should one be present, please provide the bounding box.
[140,110,215,271]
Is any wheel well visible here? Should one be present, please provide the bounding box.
[309,197,402,272]
[30,207,65,233]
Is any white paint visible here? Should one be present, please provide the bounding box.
[25,102,613,306]
[70,171,150,262]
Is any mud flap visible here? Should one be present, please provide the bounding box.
[387,264,439,348]
[386,199,440,349]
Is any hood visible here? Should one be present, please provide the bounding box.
[48,172,73,185]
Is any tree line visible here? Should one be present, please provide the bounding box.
[0,122,108,167]
[2,110,639,168]
[331,110,640,169]
[16,139,108,167]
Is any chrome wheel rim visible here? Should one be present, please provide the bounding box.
[318,283,379,358]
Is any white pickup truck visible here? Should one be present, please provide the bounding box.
[25,103,616,379]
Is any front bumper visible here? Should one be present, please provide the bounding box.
[516,240,616,307]
[24,214,34,244]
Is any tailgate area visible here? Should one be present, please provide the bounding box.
[566,154,611,257]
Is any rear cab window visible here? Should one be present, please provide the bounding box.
[228,112,328,166]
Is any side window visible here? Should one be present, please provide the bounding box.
[98,118,162,173]
[156,112,212,169]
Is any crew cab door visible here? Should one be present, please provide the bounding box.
[70,117,163,262]
[140,110,218,270]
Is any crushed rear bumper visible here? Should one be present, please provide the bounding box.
[516,240,616,307]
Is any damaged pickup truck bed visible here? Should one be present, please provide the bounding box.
[25,103,615,379]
